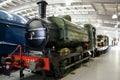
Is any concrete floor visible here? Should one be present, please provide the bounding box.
[0,46,120,80]
[62,46,120,80]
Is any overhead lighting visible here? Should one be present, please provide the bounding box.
[65,0,72,6]
[112,14,118,19]
[114,24,118,28]
[0,0,12,6]
[117,22,120,25]
[118,12,120,15]
[114,22,119,28]
[96,23,100,27]
[112,0,118,19]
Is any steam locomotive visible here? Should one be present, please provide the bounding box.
[3,1,109,79]
[0,10,28,57]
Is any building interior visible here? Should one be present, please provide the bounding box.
[0,0,120,80]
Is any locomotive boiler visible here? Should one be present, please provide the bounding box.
[26,16,89,56]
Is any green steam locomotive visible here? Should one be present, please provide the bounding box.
[26,8,96,77]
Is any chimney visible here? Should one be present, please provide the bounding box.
[37,0,48,19]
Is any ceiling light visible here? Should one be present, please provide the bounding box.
[118,12,120,15]
[117,22,120,25]
[114,24,118,28]
[112,0,118,19]
[112,14,118,19]
[96,24,100,27]
[65,0,72,6]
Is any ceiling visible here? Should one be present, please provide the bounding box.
[0,0,120,32]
